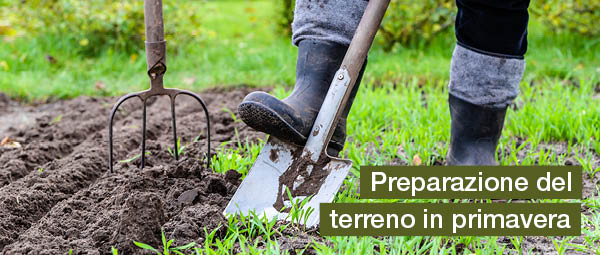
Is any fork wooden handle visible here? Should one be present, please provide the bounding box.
[144,0,167,89]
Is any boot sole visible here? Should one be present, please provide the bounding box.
[238,101,308,146]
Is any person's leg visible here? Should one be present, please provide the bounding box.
[238,0,368,156]
[447,0,530,165]
[292,0,367,46]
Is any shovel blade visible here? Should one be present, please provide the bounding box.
[223,137,352,227]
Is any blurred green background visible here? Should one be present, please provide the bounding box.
[0,0,598,101]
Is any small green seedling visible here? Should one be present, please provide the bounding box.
[119,151,151,163]
[50,114,63,124]
[221,107,240,123]
[509,236,524,255]
[283,187,315,230]
[167,136,200,159]
[552,238,566,254]
[167,137,182,158]
[133,228,196,255]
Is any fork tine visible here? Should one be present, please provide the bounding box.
[109,93,140,173]
[177,91,211,168]
[109,91,210,171]
[170,95,179,160]
[141,100,148,169]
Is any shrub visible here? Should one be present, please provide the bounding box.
[273,0,600,50]
[274,0,295,36]
[378,0,455,50]
[531,0,600,37]
[272,0,456,49]
[1,0,203,56]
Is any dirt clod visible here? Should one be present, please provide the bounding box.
[176,189,200,205]
[224,169,242,185]
[207,176,228,196]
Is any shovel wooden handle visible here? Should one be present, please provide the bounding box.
[341,0,390,85]
[303,0,390,161]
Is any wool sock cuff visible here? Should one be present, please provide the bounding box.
[448,44,525,108]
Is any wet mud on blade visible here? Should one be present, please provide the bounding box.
[223,137,352,227]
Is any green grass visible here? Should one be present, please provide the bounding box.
[2,0,599,254]
[1,1,599,101]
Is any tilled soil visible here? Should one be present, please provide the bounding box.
[0,88,297,254]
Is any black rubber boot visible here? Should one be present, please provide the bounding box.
[238,39,366,156]
[446,94,507,165]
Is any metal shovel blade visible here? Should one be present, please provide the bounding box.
[223,136,352,227]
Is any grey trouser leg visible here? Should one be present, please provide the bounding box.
[448,44,525,108]
[291,0,367,46]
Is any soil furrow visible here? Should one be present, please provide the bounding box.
[0,142,107,250]
[0,97,149,189]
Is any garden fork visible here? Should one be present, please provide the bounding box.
[108,0,210,172]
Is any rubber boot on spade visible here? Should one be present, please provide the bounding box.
[446,94,508,165]
[237,39,366,156]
